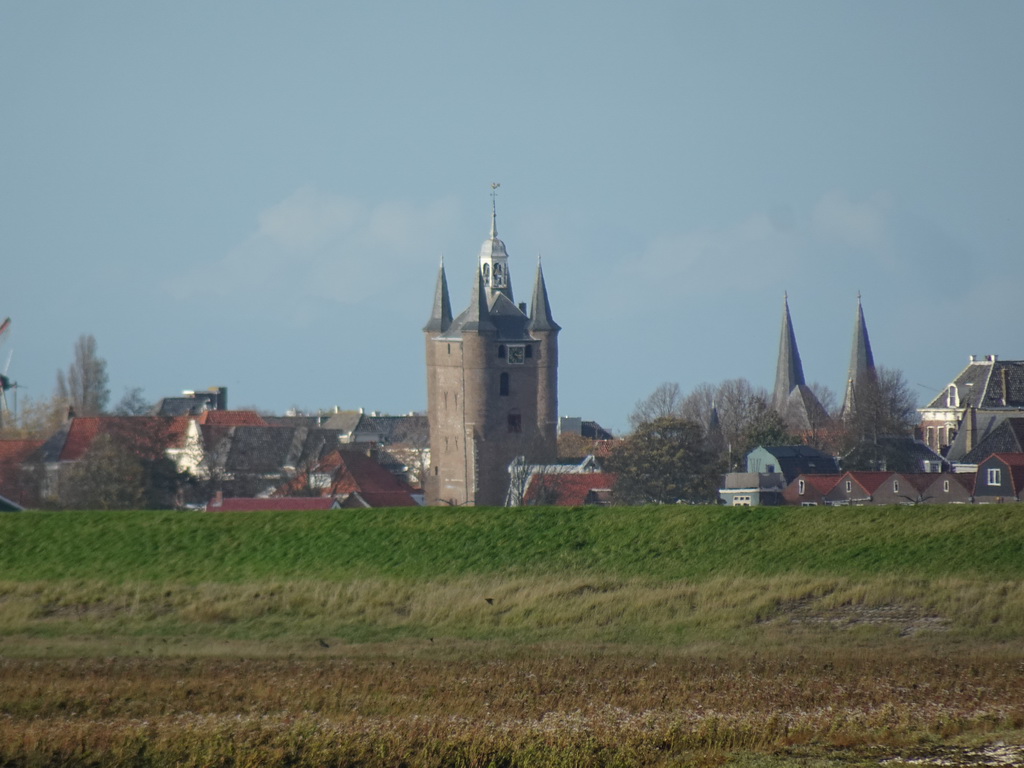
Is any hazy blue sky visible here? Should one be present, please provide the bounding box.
[2,2,1022,432]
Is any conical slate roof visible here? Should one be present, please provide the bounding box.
[423,258,452,333]
[841,295,877,418]
[527,259,560,333]
[772,294,806,413]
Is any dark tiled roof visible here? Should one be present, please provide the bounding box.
[758,445,841,482]
[356,414,429,444]
[921,358,1024,411]
[207,426,346,474]
[959,418,1024,464]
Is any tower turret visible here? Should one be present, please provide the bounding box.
[423,257,452,333]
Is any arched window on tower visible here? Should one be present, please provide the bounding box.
[507,409,522,433]
[500,372,509,396]
[493,263,506,288]
[482,263,491,286]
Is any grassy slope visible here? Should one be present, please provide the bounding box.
[1,504,1023,651]
[2,504,1023,581]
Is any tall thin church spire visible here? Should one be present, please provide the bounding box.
[490,182,499,239]
[772,292,806,413]
[841,293,877,419]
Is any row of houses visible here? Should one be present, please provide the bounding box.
[721,444,1024,506]
[0,394,428,510]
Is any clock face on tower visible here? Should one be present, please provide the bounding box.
[508,345,525,365]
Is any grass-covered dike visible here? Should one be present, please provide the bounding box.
[2,504,1024,767]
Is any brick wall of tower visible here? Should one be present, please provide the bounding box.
[425,335,471,506]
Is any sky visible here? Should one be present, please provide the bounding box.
[2,2,1023,433]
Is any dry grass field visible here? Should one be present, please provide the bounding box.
[1,506,1023,766]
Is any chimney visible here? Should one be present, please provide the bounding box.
[965,407,977,452]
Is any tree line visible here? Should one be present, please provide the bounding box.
[602,371,918,505]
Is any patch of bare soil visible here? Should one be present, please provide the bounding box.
[881,742,1024,766]
[774,597,951,636]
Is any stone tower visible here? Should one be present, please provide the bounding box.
[423,204,559,506]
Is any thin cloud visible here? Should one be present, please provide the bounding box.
[166,188,461,314]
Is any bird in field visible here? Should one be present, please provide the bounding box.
[485,598,494,605]
[317,638,330,648]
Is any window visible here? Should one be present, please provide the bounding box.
[732,495,751,506]
[943,480,950,493]
[798,480,805,495]
[926,426,934,448]
[498,344,506,359]
[987,468,1002,486]
[947,384,959,408]
[507,411,522,433]
[893,480,900,493]
[845,480,852,493]
[482,263,491,285]
[525,345,533,358]
[499,373,509,396]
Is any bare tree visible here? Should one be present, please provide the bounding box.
[113,386,152,416]
[843,365,917,446]
[56,335,109,416]
[628,382,683,430]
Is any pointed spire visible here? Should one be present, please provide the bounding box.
[460,262,496,333]
[841,293,877,419]
[423,256,453,333]
[527,257,560,332]
[772,292,807,413]
[490,181,500,239]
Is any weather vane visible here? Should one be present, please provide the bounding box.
[490,182,501,236]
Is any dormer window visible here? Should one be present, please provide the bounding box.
[798,479,805,495]
[947,384,959,408]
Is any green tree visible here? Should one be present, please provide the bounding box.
[738,396,796,458]
[606,417,722,505]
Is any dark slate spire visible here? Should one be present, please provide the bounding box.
[423,257,452,333]
[841,294,877,418]
[527,258,560,333]
[772,293,806,413]
[460,261,496,333]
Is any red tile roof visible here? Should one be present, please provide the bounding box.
[275,449,419,505]
[841,471,893,494]
[523,472,618,506]
[197,410,268,427]
[799,474,841,494]
[59,417,190,461]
